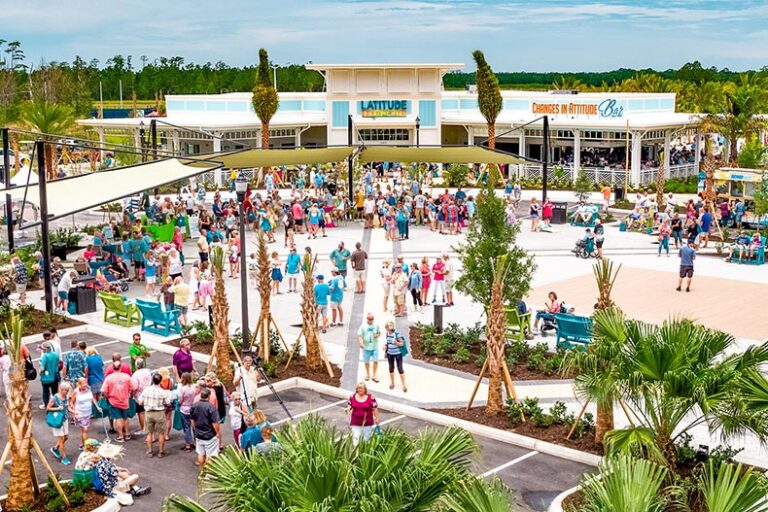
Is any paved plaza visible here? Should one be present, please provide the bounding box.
[8,186,768,510]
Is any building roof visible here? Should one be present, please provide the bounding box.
[307,63,463,71]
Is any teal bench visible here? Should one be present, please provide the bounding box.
[136,298,181,336]
[569,211,599,228]
[555,313,592,350]
[726,235,765,266]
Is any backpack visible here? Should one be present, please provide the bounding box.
[24,356,37,381]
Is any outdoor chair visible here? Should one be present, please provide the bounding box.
[136,298,181,336]
[554,313,592,350]
[504,307,531,343]
[98,291,140,327]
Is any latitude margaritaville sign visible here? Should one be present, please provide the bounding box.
[360,100,409,118]
[531,99,625,118]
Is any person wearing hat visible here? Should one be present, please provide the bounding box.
[94,443,151,502]
[391,264,409,317]
[314,275,331,333]
[329,268,346,327]
[73,438,100,485]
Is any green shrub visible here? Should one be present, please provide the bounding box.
[453,346,471,364]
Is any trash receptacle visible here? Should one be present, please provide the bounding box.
[51,243,68,261]
[615,187,625,202]
[69,286,96,315]
[551,202,568,224]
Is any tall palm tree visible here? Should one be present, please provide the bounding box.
[255,230,272,361]
[301,253,322,371]
[486,255,509,415]
[209,246,234,386]
[600,316,768,468]
[162,416,513,511]
[19,100,75,179]
[655,158,666,211]
[472,50,502,150]
[251,49,279,152]
[2,315,36,510]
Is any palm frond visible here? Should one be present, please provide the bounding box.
[442,477,513,512]
[581,455,667,512]
[702,460,768,512]
[604,427,665,465]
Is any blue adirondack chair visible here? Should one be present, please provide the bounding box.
[136,298,182,336]
[569,211,599,228]
[555,313,592,350]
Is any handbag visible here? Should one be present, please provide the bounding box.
[173,400,184,431]
[46,410,66,429]
[24,356,38,381]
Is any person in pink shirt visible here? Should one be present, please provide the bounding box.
[104,353,132,377]
[542,198,554,229]
[102,360,135,442]
[431,256,446,304]
[131,358,152,435]
[533,291,562,333]
[292,201,304,234]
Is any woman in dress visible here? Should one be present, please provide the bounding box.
[380,259,392,313]
[345,382,380,447]
[419,257,431,307]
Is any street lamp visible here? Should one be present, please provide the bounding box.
[270,64,279,90]
[235,173,251,357]
[415,116,421,148]
[139,120,146,162]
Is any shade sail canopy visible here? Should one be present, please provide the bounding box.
[358,146,528,165]
[9,158,219,225]
[189,147,356,169]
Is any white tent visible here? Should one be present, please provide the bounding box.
[9,166,38,186]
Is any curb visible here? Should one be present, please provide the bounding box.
[548,485,581,512]
[0,484,121,512]
[286,377,602,467]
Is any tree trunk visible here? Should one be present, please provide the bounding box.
[12,132,20,174]
[487,123,496,150]
[212,266,233,386]
[595,401,614,444]
[302,255,322,370]
[261,122,271,185]
[485,265,506,415]
[728,135,739,166]
[44,143,55,180]
[6,369,35,510]
[257,231,272,361]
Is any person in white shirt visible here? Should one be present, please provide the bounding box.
[363,196,376,229]
[56,271,76,314]
[443,253,455,306]
[233,356,259,410]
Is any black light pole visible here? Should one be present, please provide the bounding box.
[347,114,354,200]
[139,120,146,163]
[415,116,421,147]
[150,119,158,160]
[2,128,13,251]
[36,140,53,313]
[235,174,250,357]
[542,115,549,204]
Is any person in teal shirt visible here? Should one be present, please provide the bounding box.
[328,268,346,327]
[314,275,331,333]
[130,233,149,281]
[329,242,351,280]
[285,247,301,293]
[39,342,61,409]
[357,314,381,382]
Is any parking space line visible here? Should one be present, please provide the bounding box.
[378,414,406,426]
[32,340,120,362]
[272,399,347,426]
[481,451,538,477]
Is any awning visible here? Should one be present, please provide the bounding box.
[189,147,356,169]
[8,157,220,225]
[358,145,528,165]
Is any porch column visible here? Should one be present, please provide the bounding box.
[171,130,180,156]
[295,129,301,148]
[133,128,141,152]
[663,130,671,178]
[213,131,223,188]
[95,128,106,160]
[518,130,525,158]
[467,126,474,146]
[694,131,701,170]
[631,131,643,188]
[572,129,581,181]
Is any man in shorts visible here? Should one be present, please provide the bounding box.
[138,372,171,457]
[102,359,135,442]
[190,388,222,471]
[443,253,455,306]
[363,195,376,228]
[676,240,696,293]
[329,268,346,327]
[314,275,331,333]
[350,242,368,293]
[357,313,381,382]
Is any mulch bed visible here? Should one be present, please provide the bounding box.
[429,406,604,456]
[1,490,106,512]
[561,489,585,511]
[2,307,84,336]
[409,326,572,381]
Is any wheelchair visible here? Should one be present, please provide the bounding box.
[572,237,597,259]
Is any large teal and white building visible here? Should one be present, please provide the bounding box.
[78,63,703,187]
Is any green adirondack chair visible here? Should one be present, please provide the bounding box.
[99,292,140,327]
[504,307,531,343]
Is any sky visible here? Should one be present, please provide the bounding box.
[3,0,768,72]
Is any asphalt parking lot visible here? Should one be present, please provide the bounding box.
[8,332,591,511]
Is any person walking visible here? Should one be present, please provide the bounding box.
[169,277,191,326]
[69,377,99,450]
[102,359,135,442]
[419,257,431,307]
[357,313,381,382]
[407,262,423,312]
[391,264,408,317]
[190,388,222,471]
[529,197,540,232]
[138,372,172,458]
[443,253,455,306]
[131,358,152,436]
[329,242,351,282]
[172,338,198,381]
[383,321,407,392]
[594,219,605,259]
[350,242,368,294]
[285,246,301,293]
[176,372,197,452]
[677,240,696,293]
[329,268,346,327]
[314,275,331,333]
[39,342,60,410]
[345,382,380,447]
[48,382,72,465]
[380,260,392,313]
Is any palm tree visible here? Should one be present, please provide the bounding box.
[301,253,322,371]
[552,75,586,92]
[209,246,234,386]
[2,315,36,510]
[485,255,509,415]
[255,230,272,361]
[162,416,513,511]
[472,50,502,150]
[655,158,666,211]
[593,258,620,311]
[701,460,768,512]
[580,455,667,512]
[251,49,279,152]
[19,100,75,179]
[600,316,768,468]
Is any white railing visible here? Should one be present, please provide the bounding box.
[514,162,698,187]
[668,163,697,179]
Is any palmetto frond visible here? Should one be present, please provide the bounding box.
[581,455,667,512]
[702,460,768,512]
[442,477,513,512]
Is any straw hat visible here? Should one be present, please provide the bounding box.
[97,443,124,459]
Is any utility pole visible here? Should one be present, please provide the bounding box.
[37,140,53,313]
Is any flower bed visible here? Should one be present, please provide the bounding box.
[409,323,572,381]
[0,478,108,512]
[0,304,83,336]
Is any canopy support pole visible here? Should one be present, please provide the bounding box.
[36,140,53,314]
[2,128,13,251]
[347,114,354,200]
[542,115,549,203]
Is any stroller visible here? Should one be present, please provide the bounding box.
[572,236,597,259]
[95,269,130,293]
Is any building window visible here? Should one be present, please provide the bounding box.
[358,129,410,142]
